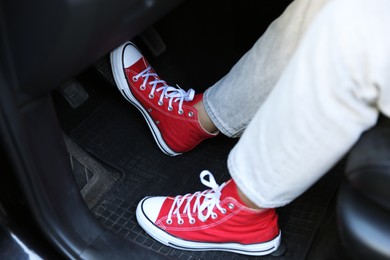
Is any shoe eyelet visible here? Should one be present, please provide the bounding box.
[178,109,184,115]
[168,106,173,111]
[155,120,160,125]
[178,219,184,225]
[149,94,154,99]
[166,219,173,225]
[221,209,227,214]
[211,213,218,219]
[147,108,152,113]
[132,76,138,82]
[158,101,163,106]
[140,85,146,91]
[188,111,194,117]
[189,218,196,224]
[228,203,235,210]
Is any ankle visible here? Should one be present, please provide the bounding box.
[194,99,218,134]
[236,184,263,210]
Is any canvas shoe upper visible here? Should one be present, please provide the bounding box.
[110,42,217,156]
[136,171,281,256]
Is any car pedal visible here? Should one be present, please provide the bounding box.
[58,80,89,109]
[138,26,167,56]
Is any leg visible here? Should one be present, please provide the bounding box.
[136,0,390,256]
[230,0,390,208]
[111,0,329,153]
[203,0,328,137]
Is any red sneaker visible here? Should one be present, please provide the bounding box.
[110,42,217,156]
[136,171,281,256]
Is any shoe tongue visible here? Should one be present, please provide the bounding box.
[129,58,166,85]
[187,93,203,106]
[158,179,246,221]
[174,180,239,212]
[220,179,246,206]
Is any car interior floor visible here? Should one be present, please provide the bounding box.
[52,0,352,259]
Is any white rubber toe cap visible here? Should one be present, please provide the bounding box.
[123,43,143,68]
[140,196,167,223]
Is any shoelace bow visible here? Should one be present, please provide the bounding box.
[166,171,227,225]
[134,66,195,113]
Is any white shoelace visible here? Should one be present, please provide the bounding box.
[166,171,227,225]
[133,66,195,113]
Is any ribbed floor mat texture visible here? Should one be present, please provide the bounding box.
[71,95,343,259]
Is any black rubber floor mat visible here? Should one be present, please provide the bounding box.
[64,135,121,209]
[71,95,343,259]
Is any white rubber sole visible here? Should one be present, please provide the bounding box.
[136,197,282,256]
[110,42,180,156]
